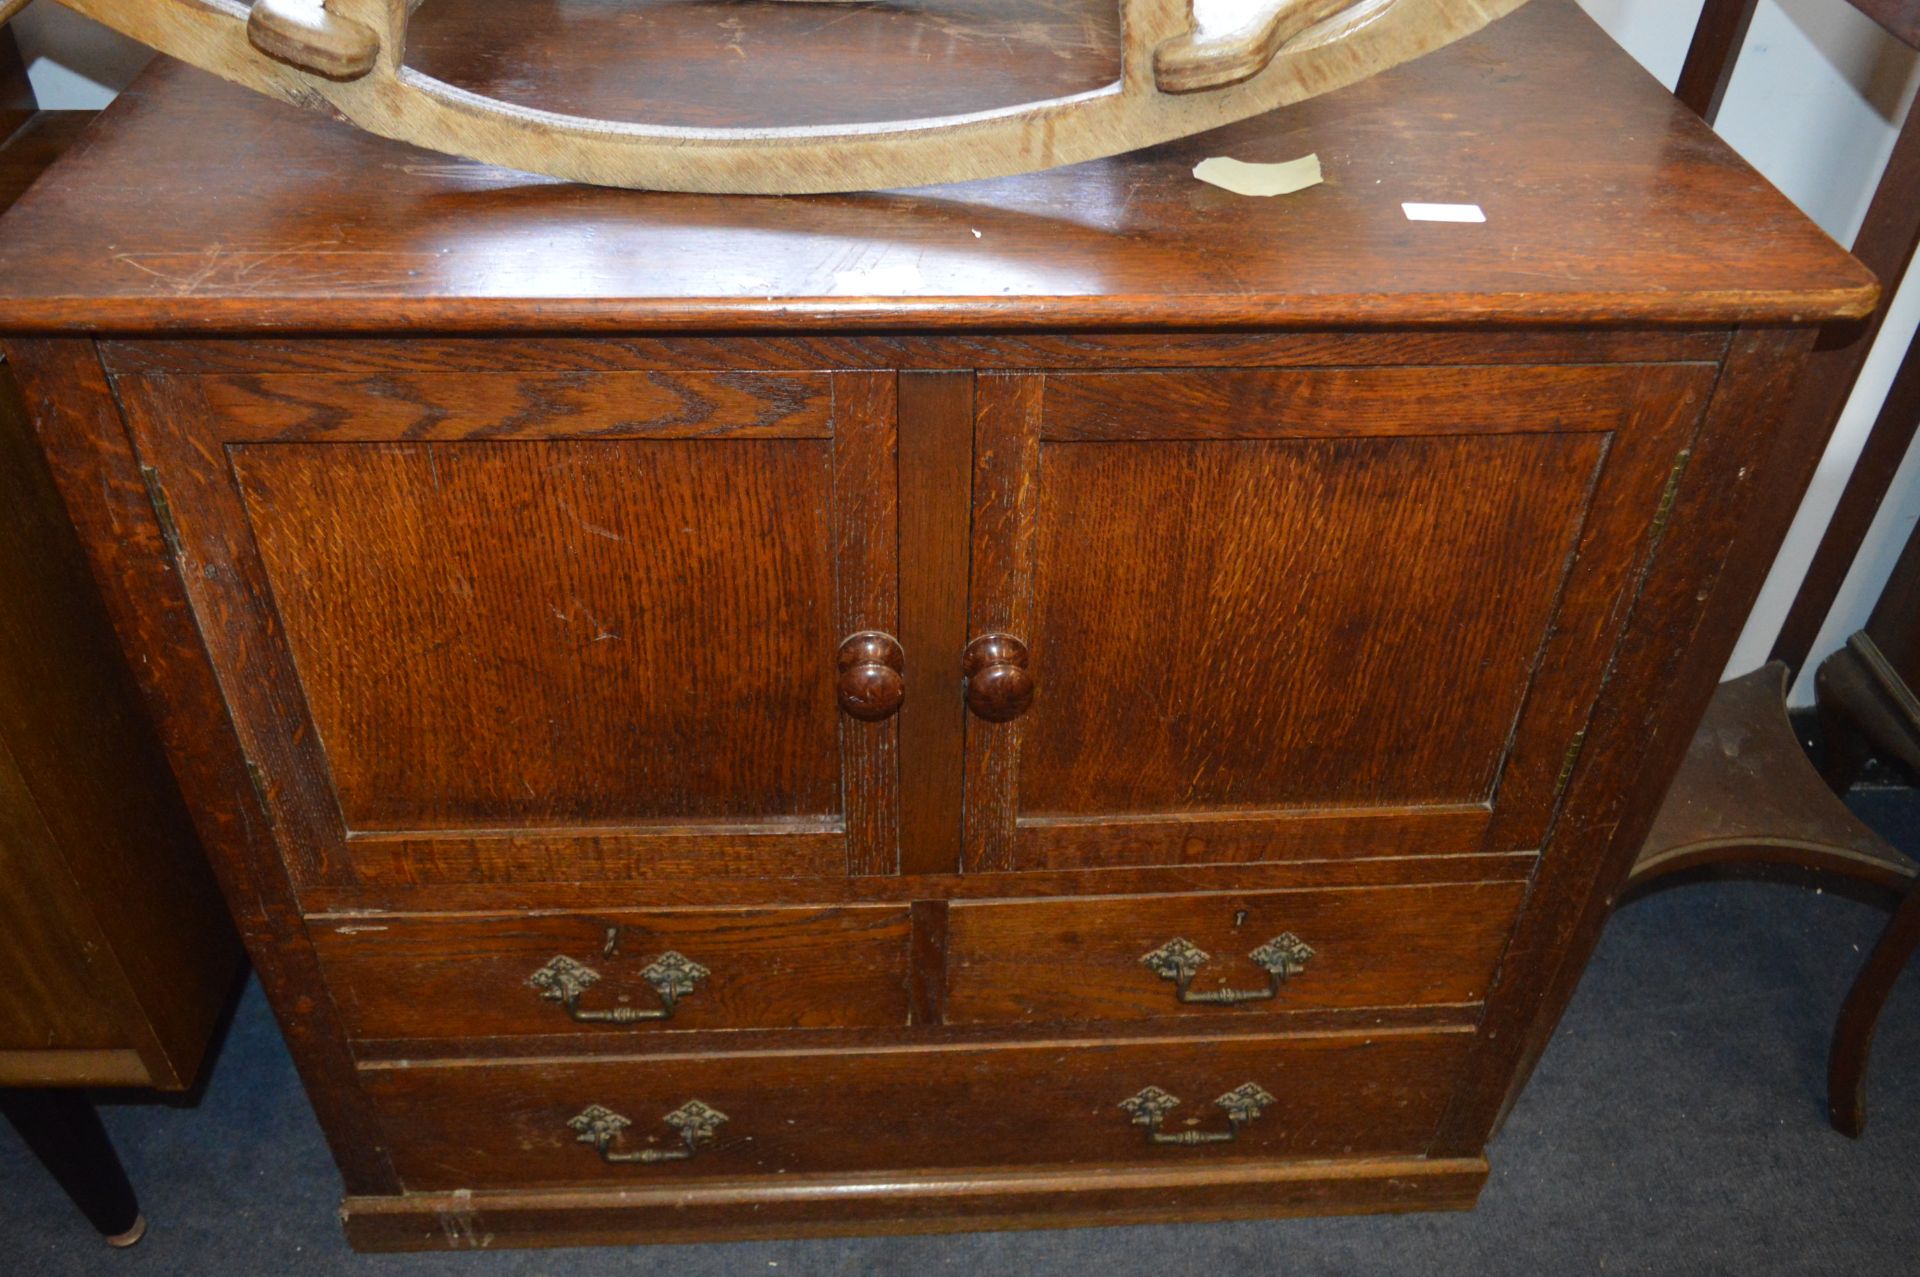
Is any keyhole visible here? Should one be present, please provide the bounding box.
[603,927,621,958]
[1232,909,1248,928]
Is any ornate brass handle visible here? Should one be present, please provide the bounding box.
[838,632,906,722]
[1120,1083,1274,1146]
[528,952,708,1024]
[963,634,1034,722]
[1140,934,1314,1005]
[568,1101,727,1165]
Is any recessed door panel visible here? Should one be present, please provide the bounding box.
[964,363,1716,871]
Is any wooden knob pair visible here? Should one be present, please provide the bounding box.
[836,632,1035,724]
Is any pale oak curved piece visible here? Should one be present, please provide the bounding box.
[14,0,1535,193]
[248,0,379,81]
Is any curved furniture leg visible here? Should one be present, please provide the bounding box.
[1830,885,1920,1137]
[0,1088,145,1245]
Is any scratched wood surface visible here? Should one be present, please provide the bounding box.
[0,0,1884,1250]
[0,1,1876,333]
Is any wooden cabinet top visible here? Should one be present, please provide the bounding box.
[0,0,1874,335]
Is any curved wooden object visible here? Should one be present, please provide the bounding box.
[1628,662,1919,1138]
[12,0,1533,193]
[1626,663,1916,894]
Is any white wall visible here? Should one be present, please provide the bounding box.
[9,1,1920,702]
[1580,0,1920,703]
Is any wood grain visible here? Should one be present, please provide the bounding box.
[44,0,1531,193]
[359,1027,1473,1189]
[339,1157,1489,1250]
[896,372,974,876]
[0,3,1874,333]
[943,882,1526,1026]
[311,905,914,1041]
[195,371,835,441]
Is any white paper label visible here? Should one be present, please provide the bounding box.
[1402,202,1487,223]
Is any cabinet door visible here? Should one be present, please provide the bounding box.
[963,364,1716,871]
[115,368,901,888]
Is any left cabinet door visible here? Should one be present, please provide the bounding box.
[115,367,902,888]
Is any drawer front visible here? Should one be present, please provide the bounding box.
[362,1028,1471,1190]
[311,906,914,1041]
[945,882,1525,1027]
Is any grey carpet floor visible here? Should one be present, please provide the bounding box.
[6,792,1919,1275]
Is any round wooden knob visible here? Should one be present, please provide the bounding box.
[964,634,1034,723]
[837,632,905,722]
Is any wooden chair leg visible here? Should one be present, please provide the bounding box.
[0,1089,146,1245]
[1830,885,1920,1137]
[1815,655,1877,795]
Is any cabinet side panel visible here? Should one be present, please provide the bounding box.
[1435,328,1821,1152]
[3,338,398,1192]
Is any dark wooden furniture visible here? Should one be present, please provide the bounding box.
[0,0,1876,1250]
[1624,0,1920,1139]
[0,29,242,1246]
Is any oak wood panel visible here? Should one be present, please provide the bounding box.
[1018,432,1604,816]
[1014,806,1492,869]
[404,0,1120,130]
[97,332,1735,378]
[301,851,1540,916]
[963,374,1044,872]
[117,366,908,885]
[0,733,129,1055]
[0,4,1873,333]
[1435,328,1831,1152]
[311,906,913,1041]
[0,357,238,1088]
[361,1028,1472,1190]
[944,882,1527,1026]
[230,436,842,832]
[351,1003,1487,1066]
[1038,364,1703,441]
[896,372,975,876]
[196,371,835,441]
[0,1049,153,1089]
[339,1156,1489,1250]
[832,373,903,876]
[0,113,93,216]
[340,829,847,886]
[970,363,1711,871]
[5,338,398,1193]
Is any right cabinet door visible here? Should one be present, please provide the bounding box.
[961,363,1718,872]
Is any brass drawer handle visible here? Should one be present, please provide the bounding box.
[528,952,709,1024]
[1140,934,1314,1005]
[1120,1083,1274,1146]
[568,1101,727,1165]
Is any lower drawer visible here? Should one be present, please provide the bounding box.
[361,1028,1472,1191]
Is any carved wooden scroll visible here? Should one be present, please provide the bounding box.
[4,0,1533,193]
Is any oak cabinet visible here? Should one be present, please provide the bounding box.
[0,0,1879,1252]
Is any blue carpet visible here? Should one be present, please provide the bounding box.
[6,792,1919,1274]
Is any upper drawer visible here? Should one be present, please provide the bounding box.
[945,882,1525,1027]
[310,905,914,1041]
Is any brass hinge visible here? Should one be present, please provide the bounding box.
[1553,730,1588,800]
[138,465,183,559]
[1648,449,1693,541]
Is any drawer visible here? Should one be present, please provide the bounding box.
[944,883,1525,1026]
[361,1027,1472,1190]
[310,906,913,1041]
